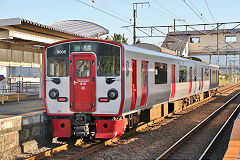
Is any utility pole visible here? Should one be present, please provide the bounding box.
[133,2,149,44]
[174,18,176,32]
[232,58,237,82]
[217,23,220,64]
[133,7,136,44]
[173,18,185,32]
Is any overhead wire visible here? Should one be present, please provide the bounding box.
[73,0,131,24]
[152,0,218,36]
[93,1,131,22]
[182,0,208,24]
[119,0,165,39]
[74,0,164,41]
[151,0,202,33]
[132,0,237,61]
[204,0,216,23]
[120,0,186,42]
[152,0,181,19]
[188,0,212,24]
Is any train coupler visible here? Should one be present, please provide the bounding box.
[74,124,90,137]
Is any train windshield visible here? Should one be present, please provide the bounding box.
[46,41,120,77]
[70,42,120,77]
[46,43,69,77]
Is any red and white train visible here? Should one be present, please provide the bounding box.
[44,38,219,139]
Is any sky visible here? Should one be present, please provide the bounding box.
[0,0,240,66]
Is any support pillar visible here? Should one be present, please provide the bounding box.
[226,55,228,73]
[209,54,212,64]
[39,53,44,99]
[239,54,240,74]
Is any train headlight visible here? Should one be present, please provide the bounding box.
[107,88,118,100]
[49,88,59,99]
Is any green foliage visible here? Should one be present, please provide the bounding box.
[136,39,141,44]
[111,33,128,44]
[224,73,232,81]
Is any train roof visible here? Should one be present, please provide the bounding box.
[123,44,219,68]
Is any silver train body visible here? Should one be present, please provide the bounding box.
[44,39,219,138]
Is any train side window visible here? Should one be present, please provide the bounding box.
[204,69,209,80]
[194,67,197,81]
[155,62,167,84]
[145,63,148,85]
[212,69,216,82]
[179,65,187,83]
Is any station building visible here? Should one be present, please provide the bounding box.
[161,29,240,75]
[0,17,109,99]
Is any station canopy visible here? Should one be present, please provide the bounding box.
[48,20,109,38]
[0,18,109,46]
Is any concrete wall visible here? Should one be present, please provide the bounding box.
[0,115,22,159]
[188,33,240,54]
[20,112,52,153]
[0,112,52,159]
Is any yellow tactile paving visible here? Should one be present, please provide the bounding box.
[223,115,240,160]
[1,106,44,115]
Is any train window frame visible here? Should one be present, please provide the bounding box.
[179,65,187,83]
[75,60,91,78]
[194,67,197,81]
[46,43,69,77]
[70,41,120,77]
[155,62,167,84]
[204,68,209,80]
[212,69,216,82]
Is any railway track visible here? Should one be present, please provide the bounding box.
[25,83,240,160]
[157,90,240,159]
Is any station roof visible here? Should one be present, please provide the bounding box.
[0,18,109,46]
[161,33,189,54]
[48,20,109,38]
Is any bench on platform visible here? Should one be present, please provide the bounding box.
[0,93,27,104]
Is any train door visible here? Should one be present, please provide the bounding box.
[170,64,176,99]
[188,67,192,95]
[140,61,148,106]
[200,68,203,91]
[131,59,137,110]
[70,53,96,112]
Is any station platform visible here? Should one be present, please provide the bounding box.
[0,99,45,115]
[224,112,240,159]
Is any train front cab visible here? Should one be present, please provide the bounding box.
[44,39,125,139]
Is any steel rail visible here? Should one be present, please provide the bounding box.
[199,102,240,160]
[156,91,240,160]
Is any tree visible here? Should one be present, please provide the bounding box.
[111,33,128,44]
[136,38,141,44]
[224,73,232,81]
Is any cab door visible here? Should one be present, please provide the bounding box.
[130,59,137,110]
[140,61,148,106]
[188,67,192,95]
[170,64,176,99]
[70,53,96,112]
